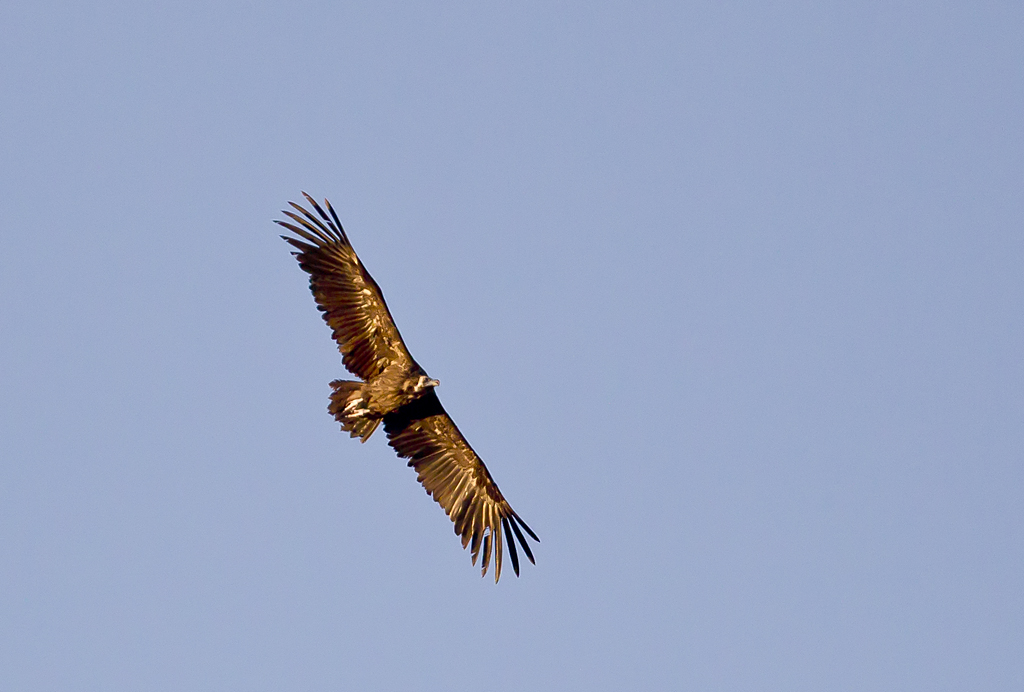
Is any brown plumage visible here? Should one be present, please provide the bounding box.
[278,193,538,582]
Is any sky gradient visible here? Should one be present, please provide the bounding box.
[2,2,1022,690]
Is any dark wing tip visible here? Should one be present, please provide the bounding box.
[324,197,345,234]
[302,192,331,223]
[507,514,537,566]
[502,516,521,577]
[382,386,538,583]
[512,512,539,543]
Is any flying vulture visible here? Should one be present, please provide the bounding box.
[278,193,538,582]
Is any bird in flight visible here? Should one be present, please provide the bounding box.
[278,193,538,582]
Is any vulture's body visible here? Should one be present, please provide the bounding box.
[278,194,538,582]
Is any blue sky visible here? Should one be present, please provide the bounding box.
[2,2,1022,690]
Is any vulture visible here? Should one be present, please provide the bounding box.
[278,193,538,582]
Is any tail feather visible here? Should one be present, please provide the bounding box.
[329,380,380,442]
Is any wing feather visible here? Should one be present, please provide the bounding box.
[280,194,537,581]
[507,515,536,564]
[383,390,539,582]
[481,532,492,578]
[277,193,413,381]
[502,517,520,577]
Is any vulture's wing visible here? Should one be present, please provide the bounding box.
[277,194,414,381]
[384,390,539,582]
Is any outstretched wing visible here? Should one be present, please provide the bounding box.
[277,193,414,381]
[384,390,539,582]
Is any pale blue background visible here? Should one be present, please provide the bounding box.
[2,2,1022,690]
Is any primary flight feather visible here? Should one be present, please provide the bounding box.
[278,193,538,582]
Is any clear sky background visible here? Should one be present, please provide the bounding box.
[2,2,1022,690]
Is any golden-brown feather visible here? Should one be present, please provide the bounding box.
[280,194,538,582]
[384,390,538,582]
[277,193,414,381]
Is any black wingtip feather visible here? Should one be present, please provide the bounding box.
[512,512,540,543]
[303,193,333,229]
[507,516,536,565]
[502,517,521,577]
[324,197,346,238]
